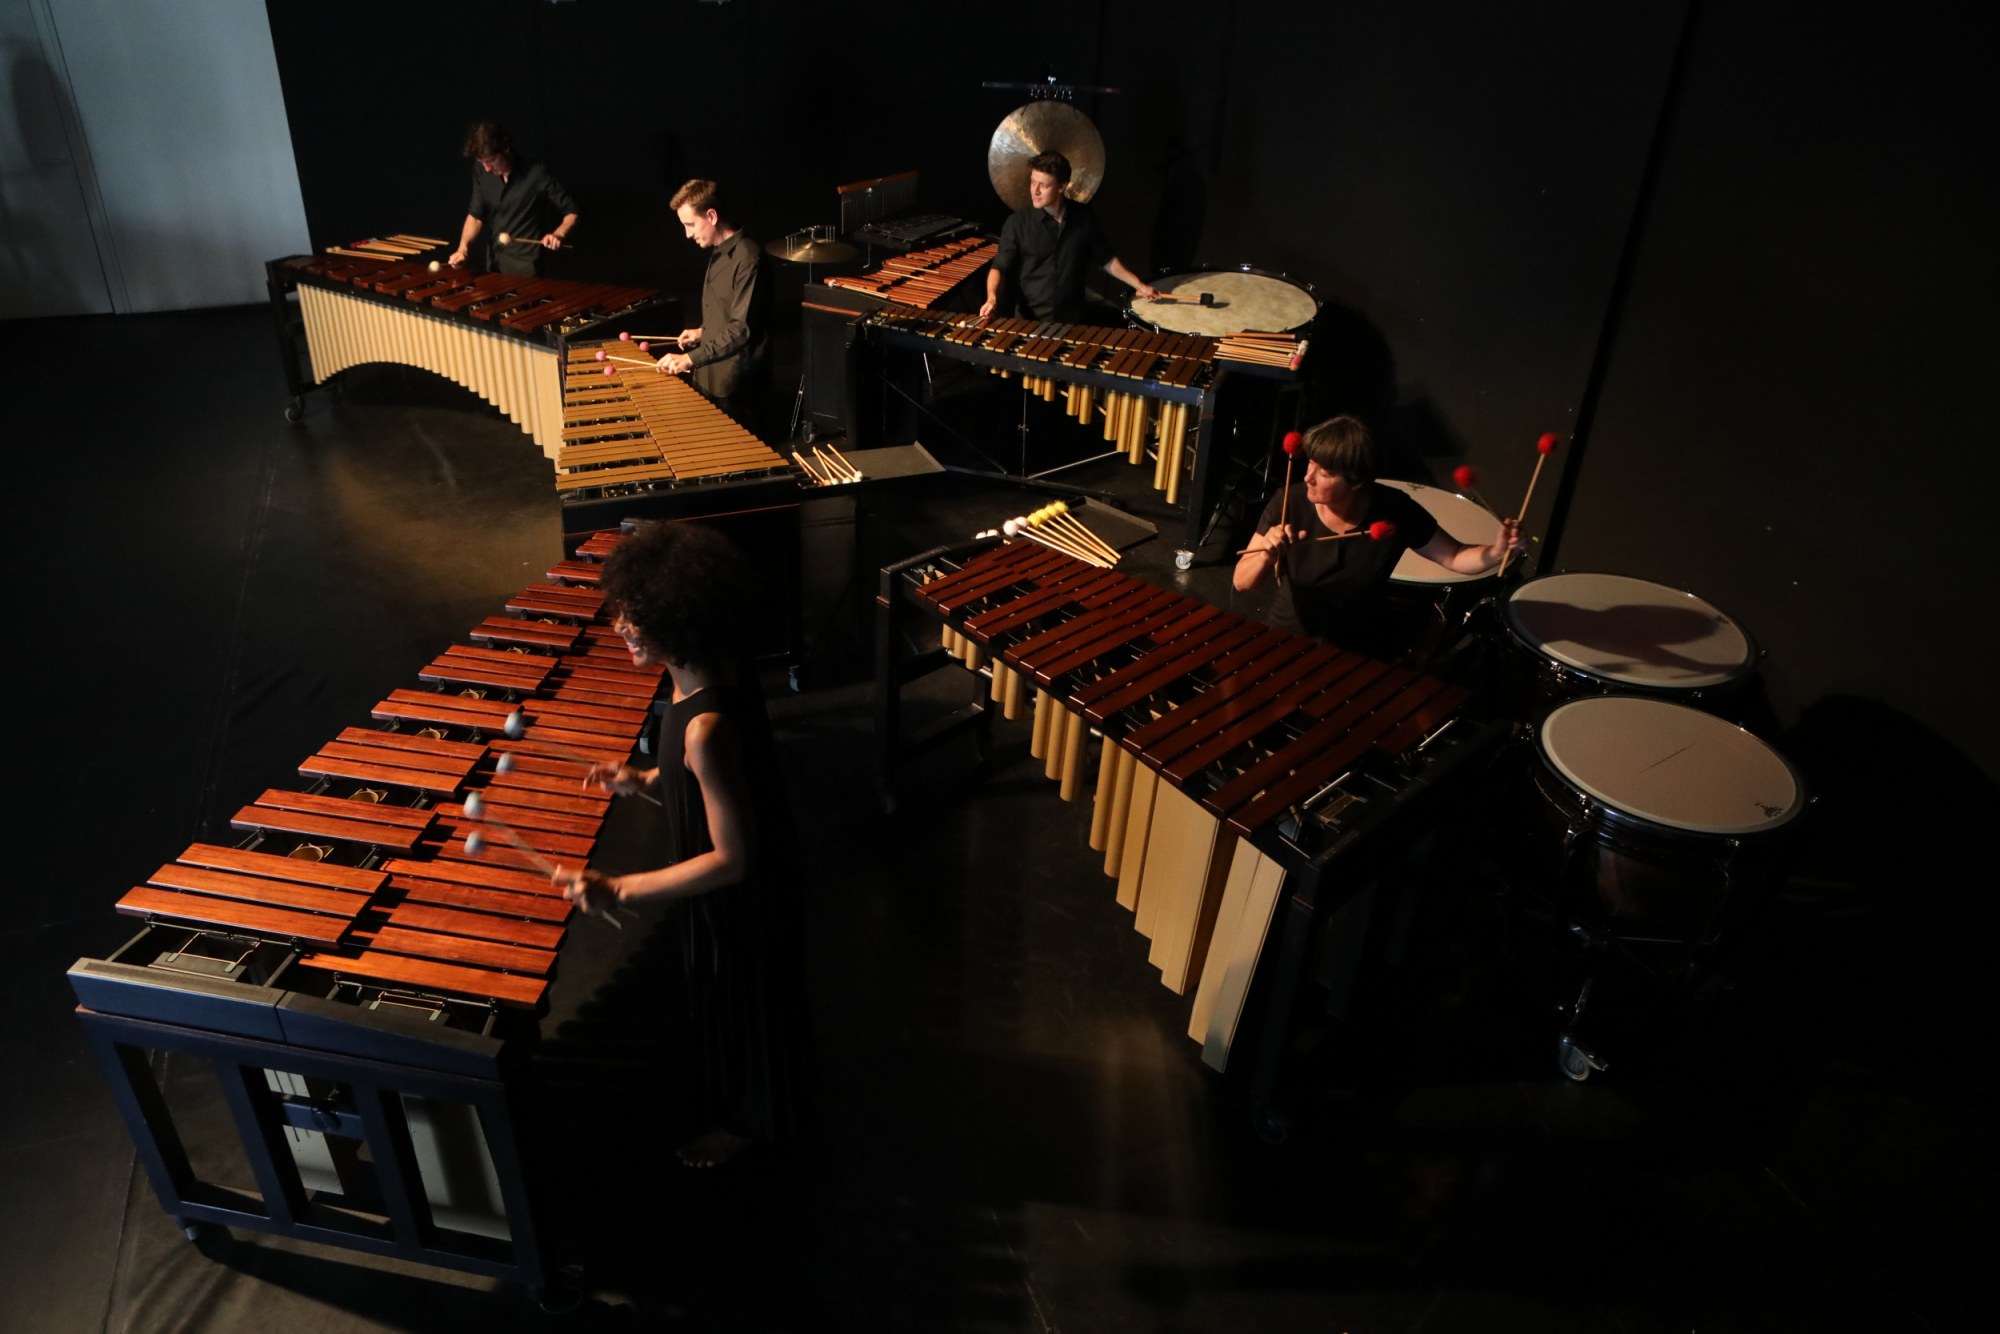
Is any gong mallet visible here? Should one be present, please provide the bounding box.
[1498,433,1560,579]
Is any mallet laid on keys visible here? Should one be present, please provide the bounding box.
[502,709,661,806]
[462,791,624,929]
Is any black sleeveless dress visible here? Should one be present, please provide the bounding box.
[655,681,810,1143]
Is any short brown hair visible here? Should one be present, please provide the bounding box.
[1298,416,1379,482]
[462,121,512,160]
[671,178,723,219]
[1027,152,1071,184]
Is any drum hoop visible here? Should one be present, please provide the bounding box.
[1501,569,1760,690]
[1534,696,1805,840]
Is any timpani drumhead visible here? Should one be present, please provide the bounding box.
[1540,696,1803,837]
[1131,268,1319,336]
[1504,572,1755,692]
[1378,480,1502,586]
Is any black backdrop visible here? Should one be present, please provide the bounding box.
[263,0,1998,779]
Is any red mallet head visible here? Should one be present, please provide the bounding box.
[1282,431,1303,456]
[1453,465,1479,490]
[1537,432,1561,455]
[1368,521,1397,542]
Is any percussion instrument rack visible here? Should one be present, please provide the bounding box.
[68,534,665,1297]
[874,537,1504,1130]
[266,247,666,454]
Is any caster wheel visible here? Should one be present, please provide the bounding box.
[1173,549,1195,571]
[535,1281,585,1315]
[284,399,304,423]
[1252,1105,1291,1145]
[1557,1036,1605,1082]
[180,1220,232,1258]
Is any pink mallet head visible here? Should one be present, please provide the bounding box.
[603,366,614,377]
[595,350,608,361]
[619,330,631,341]
[637,341,649,353]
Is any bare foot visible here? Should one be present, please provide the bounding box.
[677,1128,752,1168]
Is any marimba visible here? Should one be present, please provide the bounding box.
[69,535,663,1294]
[876,538,1500,1128]
[267,243,664,458]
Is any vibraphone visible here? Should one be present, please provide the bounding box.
[867,310,1226,559]
[877,538,1500,1126]
[821,236,999,309]
[267,244,664,458]
[68,534,663,1294]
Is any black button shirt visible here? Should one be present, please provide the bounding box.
[992,199,1113,322]
[467,158,578,273]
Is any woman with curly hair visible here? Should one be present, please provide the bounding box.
[560,520,809,1166]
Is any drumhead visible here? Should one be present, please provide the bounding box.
[1378,480,1502,586]
[1130,266,1319,336]
[1504,572,1755,691]
[1540,696,1803,836]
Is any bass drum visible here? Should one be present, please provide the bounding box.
[1127,265,1319,337]
[1501,571,1758,712]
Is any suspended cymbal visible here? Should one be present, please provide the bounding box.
[765,236,857,264]
[988,101,1105,210]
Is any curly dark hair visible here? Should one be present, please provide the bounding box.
[599,521,754,671]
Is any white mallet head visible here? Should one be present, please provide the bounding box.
[495,752,517,775]
[504,710,526,739]
[463,791,485,820]
[464,829,487,856]
[427,259,441,272]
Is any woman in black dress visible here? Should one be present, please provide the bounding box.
[560,521,808,1166]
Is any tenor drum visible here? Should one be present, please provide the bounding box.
[1501,571,1757,707]
[1128,265,1319,337]
[1526,696,1804,1076]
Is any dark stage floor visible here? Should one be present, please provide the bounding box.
[2,308,1982,1333]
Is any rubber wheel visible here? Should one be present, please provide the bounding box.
[1557,1038,1594,1082]
[284,399,304,423]
[1174,549,1195,571]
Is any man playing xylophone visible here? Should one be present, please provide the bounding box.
[447,121,579,276]
[980,151,1159,323]
[1235,416,1524,660]
[560,522,810,1168]
[654,178,772,428]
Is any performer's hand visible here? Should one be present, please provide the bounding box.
[676,328,701,349]
[1135,283,1161,301]
[558,866,622,915]
[978,297,997,320]
[1487,517,1526,564]
[542,232,564,251]
[1255,522,1304,555]
[656,352,694,375]
[582,762,653,795]
[447,249,467,268]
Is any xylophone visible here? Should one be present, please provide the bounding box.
[821,236,999,310]
[68,533,663,1294]
[267,244,664,458]
[876,538,1501,1125]
[866,310,1230,560]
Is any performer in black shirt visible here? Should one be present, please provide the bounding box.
[981,152,1157,323]
[654,179,770,425]
[447,121,579,277]
[1234,416,1523,658]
